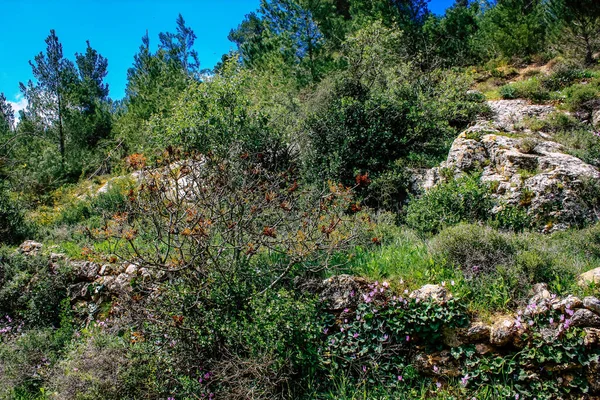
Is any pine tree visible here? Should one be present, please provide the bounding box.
[0,93,14,134]
[19,30,77,165]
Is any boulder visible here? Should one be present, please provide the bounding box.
[72,261,100,281]
[584,297,600,315]
[579,268,600,286]
[490,317,519,346]
[571,309,600,328]
[409,284,453,304]
[316,275,368,310]
[18,240,43,256]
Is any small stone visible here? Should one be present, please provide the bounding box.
[592,109,600,130]
[125,264,139,275]
[413,350,461,377]
[99,264,111,275]
[584,328,600,346]
[409,284,453,304]
[50,253,66,262]
[584,297,600,315]
[530,283,551,303]
[579,268,600,286]
[475,343,495,355]
[571,309,600,328]
[490,317,518,346]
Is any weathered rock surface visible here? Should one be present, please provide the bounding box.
[413,350,461,377]
[571,309,600,328]
[18,240,43,255]
[312,274,369,310]
[490,316,519,346]
[424,100,600,230]
[409,284,453,304]
[579,267,600,286]
[551,295,583,312]
[584,297,600,315]
[592,109,600,130]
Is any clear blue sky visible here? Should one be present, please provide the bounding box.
[0,0,454,108]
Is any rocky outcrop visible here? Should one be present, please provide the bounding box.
[424,100,600,231]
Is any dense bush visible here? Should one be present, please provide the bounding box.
[500,77,550,102]
[0,249,72,327]
[303,23,486,188]
[0,185,28,244]
[405,174,492,234]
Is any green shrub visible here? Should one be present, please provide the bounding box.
[303,23,485,187]
[563,81,600,112]
[405,174,492,234]
[542,62,593,91]
[500,78,550,102]
[0,329,57,399]
[0,249,72,327]
[0,186,29,244]
[430,223,516,275]
[47,330,133,400]
[555,128,600,167]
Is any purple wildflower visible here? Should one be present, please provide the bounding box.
[461,374,470,386]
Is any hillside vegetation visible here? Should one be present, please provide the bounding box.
[1,1,600,399]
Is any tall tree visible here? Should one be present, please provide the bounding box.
[476,0,547,60]
[19,30,77,164]
[73,41,111,147]
[159,14,200,75]
[547,0,600,64]
[0,93,14,134]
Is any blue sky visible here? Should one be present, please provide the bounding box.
[0,0,455,111]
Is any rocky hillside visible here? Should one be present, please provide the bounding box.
[425,100,600,231]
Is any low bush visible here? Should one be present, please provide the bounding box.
[542,62,594,91]
[404,174,492,234]
[0,249,73,327]
[500,77,550,103]
[0,185,29,244]
[562,80,600,112]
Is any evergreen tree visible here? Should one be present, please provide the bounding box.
[159,14,200,75]
[0,93,14,134]
[72,41,111,148]
[476,0,547,60]
[19,30,77,165]
[547,0,600,64]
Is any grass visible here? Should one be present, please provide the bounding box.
[345,223,600,317]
